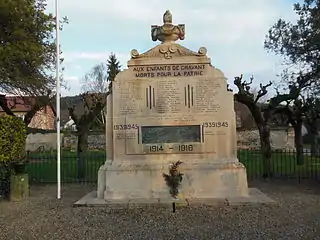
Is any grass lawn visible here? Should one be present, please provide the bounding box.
[25,150,320,183]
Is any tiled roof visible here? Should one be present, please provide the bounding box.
[0,96,34,112]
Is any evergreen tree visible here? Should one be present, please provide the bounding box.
[264,0,320,157]
[264,0,320,91]
[0,0,67,124]
[0,0,67,94]
[107,53,122,93]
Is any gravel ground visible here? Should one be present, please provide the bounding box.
[0,180,319,240]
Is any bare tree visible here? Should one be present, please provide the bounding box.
[233,74,304,177]
[81,63,108,124]
[81,63,109,93]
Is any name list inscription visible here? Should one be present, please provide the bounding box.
[133,64,206,78]
[195,78,222,113]
[156,79,181,113]
[117,81,141,115]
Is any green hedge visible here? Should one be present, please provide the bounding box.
[0,115,27,164]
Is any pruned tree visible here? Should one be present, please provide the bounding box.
[69,54,121,179]
[79,54,121,127]
[233,75,303,177]
[68,93,106,179]
[69,93,106,152]
[250,85,270,104]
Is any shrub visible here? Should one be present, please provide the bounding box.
[0,115,27,198]
[0,115,27,164]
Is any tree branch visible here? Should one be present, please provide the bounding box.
[254,82,272,103]
[226,84,233,92]
[234,75,273,105]
[273,105,295,126]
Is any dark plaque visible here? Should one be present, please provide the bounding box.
[141,125,201,144]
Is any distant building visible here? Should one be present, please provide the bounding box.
[63,116,77,131]
[0,96,56,130]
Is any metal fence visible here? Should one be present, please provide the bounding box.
[1,149,319,193]
[21,149,320,184]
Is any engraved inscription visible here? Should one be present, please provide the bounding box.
[178,144,193,152]
[203,122,228,128]
[118,81,142,115]
[195,78,222,113]
[148,145,164,152]
[203,121,229,136]
[115,132,137,140]
[113,124,138,130]
[156,79,181,113]
[172,115,196,124]
[133,64,206,78]
[141,143,203,154]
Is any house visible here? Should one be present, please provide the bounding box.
[63,116,77,131]
[0,95,56,130]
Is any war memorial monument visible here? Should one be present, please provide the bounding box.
[76,11,273,206]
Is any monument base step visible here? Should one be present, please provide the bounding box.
[74,188,275,207]
[97,161,250,200]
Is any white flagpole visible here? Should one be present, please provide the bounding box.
[55,0,61,199]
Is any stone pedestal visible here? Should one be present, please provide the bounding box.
[10,174,29,202]
[97,160,248,201]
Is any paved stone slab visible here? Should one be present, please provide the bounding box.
[74,188,275,207]
[187,188,276,206]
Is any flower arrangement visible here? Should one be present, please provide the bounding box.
[162,160,183,199]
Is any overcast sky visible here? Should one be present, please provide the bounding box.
[45,0,299,96]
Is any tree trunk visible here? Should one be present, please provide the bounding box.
[77,129,89,180]
[293,121,304,165]
[234,95,273,179]
[77,130,89,153]
[310,131,320,157]
[258,124,272,179]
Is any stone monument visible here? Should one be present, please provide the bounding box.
[76,11,275,206]
[94,10,250,202]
